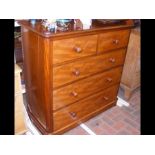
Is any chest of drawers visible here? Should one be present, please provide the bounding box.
[19,19,133,134]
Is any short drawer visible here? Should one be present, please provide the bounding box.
[98,30,130,54]
[53,66,122,110]
[53,48,126,88]
[53,84,119,131]
[53,35,97,64]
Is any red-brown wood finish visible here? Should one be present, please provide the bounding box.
[53,35,97,64]
[53,66,123,111]
[21,29,52,133]
[98,29,130,54]
[53,49,126,88]
[53,84,119,131]
[19,19,134,134]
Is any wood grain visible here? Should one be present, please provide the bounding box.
[53,84,119,131]
[22,28,53,132]
[98,29,130,54]
[53,35,97,64]
[53,48,126,88]
[53,66,123,110]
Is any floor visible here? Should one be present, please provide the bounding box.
[63,87,140,135]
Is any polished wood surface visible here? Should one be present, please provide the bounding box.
[53,49,126,88]
[53,84,119,131]
[19,20,133,134]
[53,35,97,64]
[98,29,130,54]
[22,29,52,131]
[18,20,133,39]
[120,28,140,99]
[53,101,115,134]
[53,66,122,110]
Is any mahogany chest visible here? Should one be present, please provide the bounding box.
[19,19,133,134]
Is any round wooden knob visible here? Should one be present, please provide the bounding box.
[72,69,80,76]
[113,39,119,44]
[104,96,109,100]
[106,78,113,82]
[70,91,78,97]
[74,47,82,53]
[69,112,77,119]
[109,58,116,63]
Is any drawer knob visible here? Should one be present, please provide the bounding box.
[70,91,78,97]
[113,39,119,44]
[106,78,113,82]
[74,47,82,53]
[104,96,109,100]
[72,69,80,76]
[109,58,116,63]
[69,112,77,119]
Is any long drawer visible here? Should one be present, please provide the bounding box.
[53,48,126,88]
[53,85,118,131]
[98,29,130,54]
[53,66,122,110]
[53,35,97,64]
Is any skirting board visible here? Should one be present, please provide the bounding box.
[116,96,129,107]
[80,123,96,135]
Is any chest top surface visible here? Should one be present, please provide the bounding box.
[18,19,134,39]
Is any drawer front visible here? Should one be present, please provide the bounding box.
[53,35,97,64]
[53,48,126,88]
[53,66,122,110]
[98,30,130,54]
[53,85,119,131]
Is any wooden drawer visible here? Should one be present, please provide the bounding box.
[53,84,118,131]
[98,30,130,54]
[53,48,126,88]
[53,66,122,110]
[53,35,97,64]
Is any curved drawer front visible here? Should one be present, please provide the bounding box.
[53,66,122,110]
[53,48,126,88]
[53,35,97,64]
[98,30,130,54]
[53,85,119,131]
